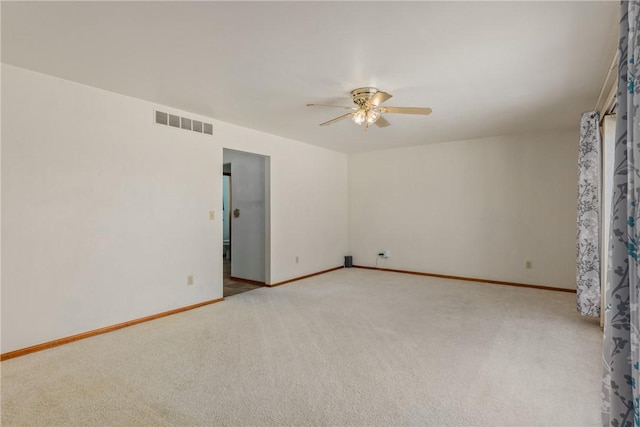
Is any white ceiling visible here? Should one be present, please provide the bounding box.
[2,1,619,153]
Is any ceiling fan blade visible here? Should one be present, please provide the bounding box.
[367,91,392,107]
[380,107,432,115]
[307,104,357,110]
[319,112,353,126]
[374,116,391,127]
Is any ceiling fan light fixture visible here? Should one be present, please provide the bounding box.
[352,109,366,125]
[366,109,380,124]
[352,108,380,126]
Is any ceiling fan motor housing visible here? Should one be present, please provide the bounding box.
[351,87,378,106]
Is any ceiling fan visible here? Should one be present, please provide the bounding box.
[307,87,432,131]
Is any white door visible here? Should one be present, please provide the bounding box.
[224,149,266,283]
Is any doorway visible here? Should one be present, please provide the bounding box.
[222,149,270,297]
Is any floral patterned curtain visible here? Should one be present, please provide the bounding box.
[602,1,640,425]
[577,111,601,317]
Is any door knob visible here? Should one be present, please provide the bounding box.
[233,208,240,218]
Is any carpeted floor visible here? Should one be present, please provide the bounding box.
[1,268,601,426]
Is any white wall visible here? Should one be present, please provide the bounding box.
[348,130,579,289]
[216,123,349,284]
[1,64,348,353]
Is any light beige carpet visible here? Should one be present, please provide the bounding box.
[1,268,601,426]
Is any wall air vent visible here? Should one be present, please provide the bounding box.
[168,114,180,128]
[155,111,168,125]
[155,110,213,136]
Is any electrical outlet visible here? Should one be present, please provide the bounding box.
[295,256,299,264]
[378,250,391,259]
[209,211,215,221]
[187,275,194,286]
[525,260,532,269]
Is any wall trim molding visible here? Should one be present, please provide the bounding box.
[2,266,344,361]
[269,266,343,287]
[0,297,224,361]
[3,265,565,361]
[353,265,576,293]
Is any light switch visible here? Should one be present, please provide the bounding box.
[209,211,215,221]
